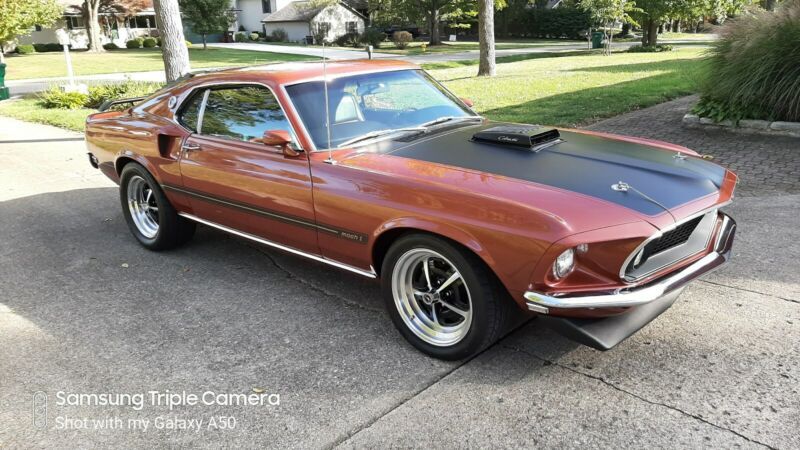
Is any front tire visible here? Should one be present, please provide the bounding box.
[381,234,514,360]
[119,163,195,250]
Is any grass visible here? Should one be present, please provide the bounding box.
[0,97,91,131]
[367,39,584,55]
[0,47,706,131]
[2,47,316,81]
[426,47,706,126]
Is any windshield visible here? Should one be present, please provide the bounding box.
[285,69,475,149]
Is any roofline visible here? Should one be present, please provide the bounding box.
[261,0,366,24]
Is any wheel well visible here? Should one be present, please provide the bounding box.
[372,228,487,277]
[115,156,136,175]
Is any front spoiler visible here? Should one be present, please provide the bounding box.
[526,212,736,350]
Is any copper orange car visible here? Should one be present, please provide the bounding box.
[85,60,737,360]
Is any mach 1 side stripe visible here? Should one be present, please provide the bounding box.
[161,184,368,244]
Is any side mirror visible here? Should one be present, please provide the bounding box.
[263,130,301,157]
[460,97,474,108]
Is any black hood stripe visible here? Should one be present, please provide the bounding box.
[387,125,726,216]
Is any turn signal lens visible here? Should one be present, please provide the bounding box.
[552,248,575,279]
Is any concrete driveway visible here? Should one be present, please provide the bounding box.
[0,111,798,448]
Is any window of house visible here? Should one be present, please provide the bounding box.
[66,16,85,30]
[346,21,357,34]
[200,86,292,142]
[316,22,331,37]
[128,16,154,29]
[34,25,43,32]
[261,0,271,13]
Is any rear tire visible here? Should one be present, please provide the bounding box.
[381,233,514,360]
[119,162,195,250]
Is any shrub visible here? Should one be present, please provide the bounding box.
[103,42,119,50]
[16,44,35,54]
[270,28,288,42]
[497,7,590,39]
[249,32,260,41]
[142,37,157,48]
[335,32,361,47]
[156,37,162,47]
[626,44,673,52]
[360,28,387,48]
[392,31,413,49]
[697,1,800,123]
[38,88,89,110]
[85,80,163,108]
[45,42,64,52]
[185,40,192,47]
[234,32,247,42]
[126,38,143,49]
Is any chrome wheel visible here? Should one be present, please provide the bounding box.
[391,248,473,347]
[126,175,159,239]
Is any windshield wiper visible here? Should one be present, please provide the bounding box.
[338,127,427,148]
[419,116,483,128]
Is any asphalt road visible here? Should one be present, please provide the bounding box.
[0,115,797,448]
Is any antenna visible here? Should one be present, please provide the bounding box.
[322,42,335,164]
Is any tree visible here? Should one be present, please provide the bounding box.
[477,0,496,76]
[582,0,640,54]
[632,0,673,46]
[179,0,235,49]
[153,0,190,81]
[0,0,61,64]
[77,0,150,53]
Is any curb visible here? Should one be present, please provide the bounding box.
[682,113,800,138]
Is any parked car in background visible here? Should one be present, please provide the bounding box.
[85,60,737,359]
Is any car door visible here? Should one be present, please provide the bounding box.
[175,84,319,255]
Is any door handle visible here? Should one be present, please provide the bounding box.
[182,143,201,152]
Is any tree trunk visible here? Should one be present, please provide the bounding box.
[477,0,496,76]
[657,23,664,34]
[648,20,659,46]
[621,22,630,37]
[641,18,650,46]
[673,19,681,32]
[766,0,776,11]
[153,0,190,82]
[85,0,105,53]
[428,9,441,45]
[202,34,207,50]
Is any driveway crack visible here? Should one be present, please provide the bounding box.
[242,241,385,314]
[699,279,800,306]
[501,344,777,450]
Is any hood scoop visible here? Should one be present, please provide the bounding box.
[472,125,562,151]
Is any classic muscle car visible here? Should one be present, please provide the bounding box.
[85,60,737,360]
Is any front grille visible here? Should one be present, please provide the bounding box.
[624,211,716,281]
[642,216,703,260]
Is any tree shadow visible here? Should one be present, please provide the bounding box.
[480,71,699,126]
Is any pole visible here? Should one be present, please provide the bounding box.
[63,44,75,86]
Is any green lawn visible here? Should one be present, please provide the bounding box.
[2,47,316,81]
[0,47,706,132]
[427,47,706,126]
[365,39,584,55]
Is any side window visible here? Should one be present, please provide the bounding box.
[201,86,292,142]
[178,89,206,132]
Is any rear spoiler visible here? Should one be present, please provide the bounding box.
[97,96,146,112]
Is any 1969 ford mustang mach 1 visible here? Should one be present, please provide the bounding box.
[85,60,737,360]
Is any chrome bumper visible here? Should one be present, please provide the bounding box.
[524,213,736,314]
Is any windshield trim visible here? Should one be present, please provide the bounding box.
[281,68,480,153]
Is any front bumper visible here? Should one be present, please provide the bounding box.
[525,212,736,351]
[524,212,736,314]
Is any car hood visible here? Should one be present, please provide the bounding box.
[370,122,728,217]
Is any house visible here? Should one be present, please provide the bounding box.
[13,0,367,50]
[17,0,158,49]
[261,0,366,42]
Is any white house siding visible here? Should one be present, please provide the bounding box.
[16,16,156,49]
[263,22,310,42]
[236,0,267,33]
[310,4,364,42]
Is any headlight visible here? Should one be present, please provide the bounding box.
[552,248,575,279]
